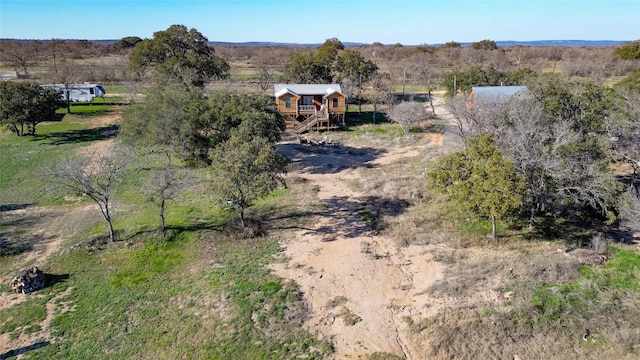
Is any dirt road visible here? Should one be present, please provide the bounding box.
[272,129,446,358]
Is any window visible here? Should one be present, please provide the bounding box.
[332,98,339,108]
[284,98,291,108]
[89,87,94,95]
[302,96,314,105]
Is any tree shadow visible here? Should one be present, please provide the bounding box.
[0,203,35,212]
[277,142,387,175]
[394,92,432,103]
[0,211,56,256]
[345,111,391,125]
[605,228,638,245]
[263,195,412,241]
[44,273,70,289]
[31,125,118,145]
[50,113,65,122]
[0,341,50,360]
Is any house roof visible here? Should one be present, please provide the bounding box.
[274,84,343,97]
[471,86,528,102]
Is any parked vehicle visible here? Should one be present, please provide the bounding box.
[42,82,106,102]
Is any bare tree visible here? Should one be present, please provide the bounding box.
[368,72,393,123]
[258,66,274,93]
[47,57,83,114]
[365,72,391,124]
[446,95,501,147]
[52,149,130,243]
[407,53,437,115]
[145,150,190,234]
[0,40,40,78]
[609,88,640,176]
[387,101,427,133]
[621,188,640,231]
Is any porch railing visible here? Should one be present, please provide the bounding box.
[298,105,315,112]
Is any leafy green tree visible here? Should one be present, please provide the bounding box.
[440,41,462,49]
[471,39,498,50]
[283,51,333,83]
[614,66,640,93]
[506,67,538,85]
[613,40,640,60]
[317,37,344,64]
[112,36,143,51]
[211,135,289,228]
[120,87,284,231]
[443,66,508,96]
[428,134,527,239]
[121,87,285,167]
[337,49,378,84]
[203,90,285,147]
[0,81,62,136]
[119,84,199,231]
[337,49,378,113]
[449,82,623,229]
[120,84,210,166]
[129,24,229,86]
[283,38,349,83]
[530,75,613,133]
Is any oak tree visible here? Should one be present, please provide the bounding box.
[0,81,62,136]
[429,134,527,239]
[211,135,289,229]
[129,24,230,86]
[120,84,210,165]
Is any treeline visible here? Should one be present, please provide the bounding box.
[1,37,639,87]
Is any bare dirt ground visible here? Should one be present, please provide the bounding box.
[271,99,454,359]
[271,161,443,358]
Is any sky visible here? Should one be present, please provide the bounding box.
[0,0,638,45]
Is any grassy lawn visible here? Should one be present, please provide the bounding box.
[3,231,330,359]
[0,119,113,206]
[0,103,331,358]
[531,247,640,325]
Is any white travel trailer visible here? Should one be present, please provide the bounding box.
[42,83,106,102]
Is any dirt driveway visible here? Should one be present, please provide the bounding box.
[272,126,447,359]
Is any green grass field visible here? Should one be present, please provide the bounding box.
[0,102,331,358]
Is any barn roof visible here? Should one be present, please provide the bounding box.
[274,84,343,97]
[471,86,528,102]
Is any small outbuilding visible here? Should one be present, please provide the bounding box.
[274,84,347,133]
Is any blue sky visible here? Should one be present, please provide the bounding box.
[0,0,638,44]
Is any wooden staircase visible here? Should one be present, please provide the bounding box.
[293,114,320,134]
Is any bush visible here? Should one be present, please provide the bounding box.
[613,41,640,60]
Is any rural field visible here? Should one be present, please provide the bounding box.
[1,36,640,359]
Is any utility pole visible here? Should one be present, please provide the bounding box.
[402,67,406,97]
[358,72,362,116]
